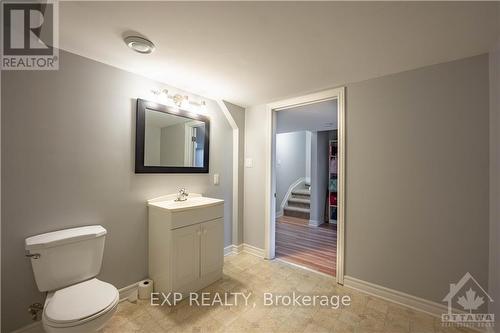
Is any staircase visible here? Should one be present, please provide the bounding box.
[283,187,311,220]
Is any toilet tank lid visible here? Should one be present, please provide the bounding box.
[25,225,107,251]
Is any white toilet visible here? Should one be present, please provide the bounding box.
[25,225,119,333]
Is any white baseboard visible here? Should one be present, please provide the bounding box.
[241,243,265,257]
[308,219,324,227]
[224,244,235,256]
[224,244,244,256]
[224,244,240,256]
[234,244,244,254]
[118,281,139,303]
[224,243,264,258]
[344,276,448,317]
[343,276,489,333]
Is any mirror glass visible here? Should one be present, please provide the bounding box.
[144,109,206,167]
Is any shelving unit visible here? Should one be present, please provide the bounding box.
[329,139,338,224]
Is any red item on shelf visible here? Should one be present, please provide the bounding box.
[330,193,337,205]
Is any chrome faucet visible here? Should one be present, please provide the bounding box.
[175,188,189,202]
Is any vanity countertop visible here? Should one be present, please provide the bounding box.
[147,194,224,212]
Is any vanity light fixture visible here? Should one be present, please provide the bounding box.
[124,36,155,54]
[172,94,187,107]
[149,89,207,113]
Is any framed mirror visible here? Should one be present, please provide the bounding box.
[135,98,210,173]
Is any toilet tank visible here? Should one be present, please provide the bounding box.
[25,225,107,292]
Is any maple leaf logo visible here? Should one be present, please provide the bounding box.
[457,288,485,313]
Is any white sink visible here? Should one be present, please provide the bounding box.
[147,194,224,212]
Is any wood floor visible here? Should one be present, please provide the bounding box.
[275,216,337,276]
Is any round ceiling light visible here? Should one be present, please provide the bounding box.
[124,36,155,54]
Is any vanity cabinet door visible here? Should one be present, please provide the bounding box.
[171,224,201,293]
[200,219,224,277]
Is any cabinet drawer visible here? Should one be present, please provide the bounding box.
[171,204,224,229]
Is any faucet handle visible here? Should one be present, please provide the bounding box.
[175,188,189,201]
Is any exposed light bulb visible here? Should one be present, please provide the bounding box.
[200,101,207,113]
[182,96,189,109]
[172,94,184,107]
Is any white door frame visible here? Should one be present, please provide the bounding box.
[264,87,346,285]
[184,121,197,167]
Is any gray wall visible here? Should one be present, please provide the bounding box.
[488,27,500,324]
[344,54,489,304]
[1,50,234,332]
[243,55,490,304]
[309,131,329,225]
[223,101,245,245]
[0,68,3,332]
[244,104,267,249]
[276,131,306,213]
[160,123,186,165]
[144,126,161,165]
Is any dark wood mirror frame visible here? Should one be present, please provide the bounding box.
[135,98,210,173]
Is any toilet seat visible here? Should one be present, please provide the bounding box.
[43,278,119,328]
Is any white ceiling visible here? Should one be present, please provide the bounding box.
[59,2,498,107]
[277,100,337,134]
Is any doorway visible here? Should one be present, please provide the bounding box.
[264,87,345,284]
[185,121,205,167]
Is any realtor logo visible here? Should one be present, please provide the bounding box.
[442,272,494,328]
[1,1,59,70]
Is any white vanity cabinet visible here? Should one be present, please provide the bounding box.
[148,194,224,296]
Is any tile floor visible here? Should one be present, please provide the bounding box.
[101,253,476,333]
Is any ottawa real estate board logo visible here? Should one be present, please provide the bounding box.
[1,1,59,70]
[442,272,494,328]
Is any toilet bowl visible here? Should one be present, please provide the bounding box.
[42,278,119,333]
[25,226,118,333]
